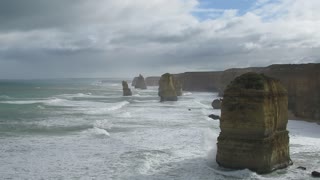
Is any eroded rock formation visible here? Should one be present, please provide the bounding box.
[134,74,147,89]
[174,63,320,121]
[216,72,292,174]
[158,73,178,102]
[122,81,132,96]
[211,99,222,109]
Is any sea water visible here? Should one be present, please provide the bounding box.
[0,79,319,179]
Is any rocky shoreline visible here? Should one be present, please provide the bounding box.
[141,63,320,121]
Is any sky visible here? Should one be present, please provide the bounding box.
[0,0,319,79]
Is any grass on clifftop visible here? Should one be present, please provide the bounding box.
[227,72,271,90]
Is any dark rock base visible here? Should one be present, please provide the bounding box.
[312,171,320,178]
[160,96,178,102]
[216,131,292,174]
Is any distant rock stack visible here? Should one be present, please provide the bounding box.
[122,81,132,96]
[216,72,292,174]
[158,73,178,102]
[134,74,147,89]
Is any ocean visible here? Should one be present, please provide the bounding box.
[0,79,319,179]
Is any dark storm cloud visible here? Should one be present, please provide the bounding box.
[0,0,319,79]
[0,0,91,31]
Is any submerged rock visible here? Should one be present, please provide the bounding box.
[312,171,320,177]
[158,73,178,102]
[208,114,220,120]
[134,74,147,89]
[122,81,132,96]
[211,99,222,109]
[297,166,306,170]
[216,72,292,174]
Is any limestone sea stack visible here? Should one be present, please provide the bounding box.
[216,72,292,174]
[173,78,183,96]
[158,73,178,102]
[122,81,132,96]
[134,74,147,89]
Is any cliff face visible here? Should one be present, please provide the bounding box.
[262,64,320,120]
[145,76,160,86]
[175,72,223,92]
[158,73,178,102]
[175,63,320,121]
[216,73,291,174]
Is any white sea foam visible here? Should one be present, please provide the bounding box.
[3,82,320,180]
[57,93,93,98]
[37,105,46,110]
[94,120,113,129]
[0,100,45,104]
[84,101,130,115]
[87,127,110,137]
[114,112,132,118]
[0,95,12,99]
[110,83,120,87]
[133,100,158,103]
[193,100,211,109]
[183,92,192,96]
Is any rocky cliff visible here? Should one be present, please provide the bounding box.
[216,73,292,174]
[175,63,320,121]
[145,76,160,86]
[175,72,223,92]
[158,73,178,102]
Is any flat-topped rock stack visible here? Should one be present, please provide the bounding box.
[134,74,147,89]
[216,72,292,174]
[122,81,132,96]
[158,73,178,102]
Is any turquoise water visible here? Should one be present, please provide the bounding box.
[0,79,125,136]
[0,79,319,179]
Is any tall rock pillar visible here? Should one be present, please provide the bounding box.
[216,72,292,174]
[158,73,178,102]
[134,74,147,89]
[122,81,132,96]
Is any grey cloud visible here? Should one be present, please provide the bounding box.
[0,0,319,79]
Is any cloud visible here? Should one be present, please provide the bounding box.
[0,0,319,78]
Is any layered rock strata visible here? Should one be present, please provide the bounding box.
[122,81,132,96]
[173,78,183,96]
[174,63,320,121]
[145,76,160,86]
[134,74,147,89]
[158,73,178,102]
[216,72,292,174]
